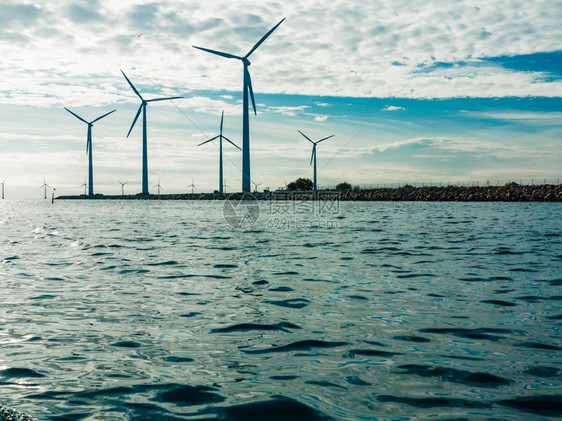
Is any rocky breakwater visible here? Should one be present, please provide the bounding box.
[332,184,561,202]
[57,184,561,202]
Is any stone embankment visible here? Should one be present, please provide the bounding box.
[57,184,561,202]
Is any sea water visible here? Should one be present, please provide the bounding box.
[0,199,561,420]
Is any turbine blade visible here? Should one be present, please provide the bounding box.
[220,110,224,134]
[127,104,143,138]
[64,107,88,124]
[147,96,183,102]
[91,109,116,123]
[197,135,220,146]
[317,134,335,143]
[298,130,314,143]
[310,145,316,166]
[245,67,257,115]
[121,70,144,100]
[223,136,241,151]
[192,46,242,60]
[86,136,91,155]
[245,18,286,58]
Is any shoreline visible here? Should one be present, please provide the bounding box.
[57,184,562,202]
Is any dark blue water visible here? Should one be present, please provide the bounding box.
[1,200,561,420]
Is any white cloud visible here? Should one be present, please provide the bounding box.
[0,0,561,105]
[314,115,328,122]
[383,106,405,111]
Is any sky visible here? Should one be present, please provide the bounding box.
[0,0,561,198]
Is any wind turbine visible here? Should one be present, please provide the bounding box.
[298,130,334,191]
[39,178,50,200]
[153,178,163,196]
[121,70,183,195]
[252,181,262,193]
[223,178,230,194]
[188,179,196,195]
[198,111,240,194]
[1,179,5,199]
[118,180,128,196]
[193,18,285,193]
[80,178,87,196]
[64,107,116,196]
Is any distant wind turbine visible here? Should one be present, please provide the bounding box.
[188,179,196,195]
[198,111,240,194]
[193,18,285,192]
[118,180,128,196]
[252,181,262,193]
[80,178,87,196]
[298,130,334,191]
[121,70,183,195]
[64,107,116,196]
[1,179,5,199]
[39,178,50,200]
[223,178,230,194]
[153,178,163,196]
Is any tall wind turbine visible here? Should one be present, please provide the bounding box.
[118,180,128,196]
[298,130,334,191]
[39,178,50,200]
[188,179,196,195]
[121,70,183,195]
[198,111,240,194]
[154,178,163,196]
[64,107,116,196]
[1,179,5,199]
[193,18,285,193]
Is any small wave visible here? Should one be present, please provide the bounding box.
[398,364,512,387]
[393,335,431,343]
[345,349,401,358]
[419,327,511,341]
[497,395,562,417]
[524,366,560,378]
[111,341,142,348]
[162,356,195,363]
[265,298,310,309]
[515,341,562,351]
[146,260,179,266]
[481,299,517,307]
[242,340,347,354]
[211,322,301,333]
[377,394,490,409]
[208,396,333,421]
[269,286,294,292]
[0,367,45,378]
[158,274,231,279]
[154,385,225,406]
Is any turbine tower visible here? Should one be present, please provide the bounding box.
[193,18,285,192]
[39,178,50,200]
[298,130,334,191]
[121,70,183,195]
[198,111,240,194]
[118,180,128,196]
[64,107,116,196]
[1,179,5,199]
